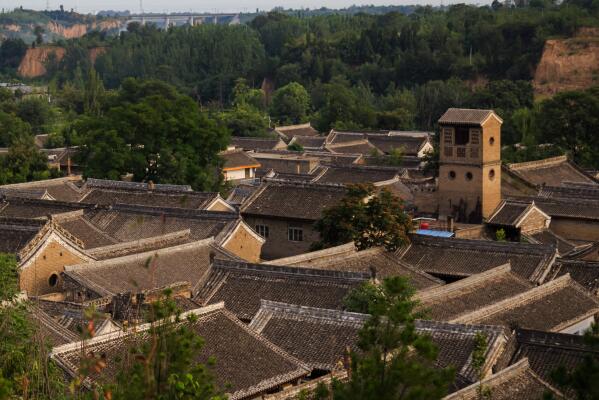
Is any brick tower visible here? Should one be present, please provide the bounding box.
[437,108,502,223]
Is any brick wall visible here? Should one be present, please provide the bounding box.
[223,223,264,263]
[243,216,319,260]
[20,240,86,296]
[520,208,550,234]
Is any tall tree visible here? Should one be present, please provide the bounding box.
[269,82,310,125]
[336,277,455,399]
[314,184,412,251]
[76,79,229,191]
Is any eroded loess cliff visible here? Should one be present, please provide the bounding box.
[534,28,599,98]
[17,47,66,78]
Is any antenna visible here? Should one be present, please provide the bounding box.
[46,0,50,11]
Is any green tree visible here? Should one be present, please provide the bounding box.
[15,97,56,135]
[335,277,454,399]
[0,111,31,146]
[536,87,599,168]
[314,184,412,251]
[0,136,61,184]
[76,79,229,191]
[0,253,66,399]
[0,38,27,71]
[270,82,310,124]
[287,142,304,151]
[550,322,599,399]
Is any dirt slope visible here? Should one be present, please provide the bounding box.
[534,28,599,98]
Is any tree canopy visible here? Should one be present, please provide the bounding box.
[314,184,412,252]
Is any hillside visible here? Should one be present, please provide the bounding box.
[534,28,599,98]
[0,9,122,43]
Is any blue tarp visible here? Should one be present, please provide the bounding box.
[415,229,454,238]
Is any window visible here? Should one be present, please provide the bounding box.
[255,224,269,238]
[288,226,303,242]
[443,129,453,145]
[489,137,495,146]
[489,169,496,181]
[448,171,456,180]
[470,129,480,145]
[444,146,453,157]
[245,168,251,179]
[455,126,470,145]
[457,147,466,158]
[465,172,473,181]
[48,273,59,287]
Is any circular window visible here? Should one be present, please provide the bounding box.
[489,137,495,146]
[489,169,496,181]
[448,171,456,180]
[465,172,473,181]
[48,273,59,287]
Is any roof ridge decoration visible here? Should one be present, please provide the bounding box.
[451,274,599,325]
[260,178,348,190]
[211,258,370,281]
[443,358,565,400]
[49,209,85,223]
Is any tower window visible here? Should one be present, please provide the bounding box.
[448,171,456,180]
[489,137,495,146]
[455,126,469,145]
[489,169,496,180]
[48,273,59,287]
[465,172,473,181]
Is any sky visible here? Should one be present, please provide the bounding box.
[3,0,482,14]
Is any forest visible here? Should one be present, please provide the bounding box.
[0,1,599,187]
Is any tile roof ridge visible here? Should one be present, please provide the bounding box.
[86,229,191,258]
[64,237,216,273]
[49,209,85,223]
[29,304,80,343]
[110,203,239,219]
[515,328,599,352]
[507,155,568,171]
[255,299,370,325]
[2,196,89,210]
[274,122,313,131]
[263,242,357,265]
[84,178,192,192]
[211,258,370,281]
[0,215,48,228]
[416,263,528,302]
[451,274,589,324]
[409,234,555,254]
[415,319,507,336]
[261,178,348,189]
[0,176,82,189]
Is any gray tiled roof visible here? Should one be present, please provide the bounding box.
[267,245,443,290]
[444,359,564,400]
[51,304,309,400]
[0,197,86,219]
[507,156,597,187]
[438,108,499,125]
[453,275,599,332]
[397,235,556,282]
[312,165,403,185]
[230,136,285,151]
[79,188,221,209]
[64,239,236,297]
[0,217,47,254]
[487,200,532,226]
[221,149,261,170]
[250,300,368,370]
[417,264,533,321]
[241,180,347,221]
[545,259,599,295]
[195,259,368,321]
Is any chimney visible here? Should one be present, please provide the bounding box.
[447,215,454,233]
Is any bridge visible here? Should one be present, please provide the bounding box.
[126,13,240,28]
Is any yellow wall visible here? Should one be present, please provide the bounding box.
[19,240,86,296]
[223,224,263,263]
